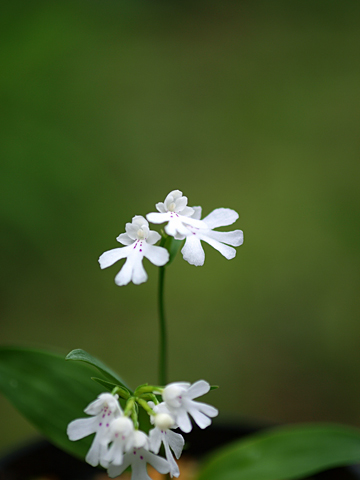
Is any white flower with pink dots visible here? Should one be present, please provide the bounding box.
[181,207,244,266]
[98,216,169,286]
[162,380,218,433]
[107,430,170,479]
[67,393,121,467]
[146,190,207,239]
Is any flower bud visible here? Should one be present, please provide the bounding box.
[154,413,175,430]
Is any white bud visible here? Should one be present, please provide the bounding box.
[154,413,175,430]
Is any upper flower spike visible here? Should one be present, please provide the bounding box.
[146,190,207,239]
[162,380,218,433]
[181,207,244,266]
[98,216,169,286]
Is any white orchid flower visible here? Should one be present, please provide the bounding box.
[146,190,207,239]
[99,215,169,286]
[181,207,243,266]
[107,430,170,480]
[67,393,121,467]
[162,380,218,433]
[101,416,135,468]
[148,402,184,478]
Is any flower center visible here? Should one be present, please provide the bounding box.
[168,202,176,212]
[137,229,146,239]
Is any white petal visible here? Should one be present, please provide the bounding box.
[181,216,207,229]
[207,229,244,247]
[181,236,205,266]
[147,212,170,224]
[195,401,218,418]
[180,206,194,217]
[164,441,180,477]
[67,417,97,441]
[131,257,148,285]
[107,452,132,478]
[132,215,148,227]
[125,223,139,240]
[114,255,140,286]
[156,202,166,213]
[143,450,171,474]
[175,196,188,212]
[117,233,134,245]
[201,236,237,260]
[143,244,169,267]
[149,428,162,454]
[165,219,188,237]
[146,230,161,245]
[85,434,104,467]
[203,208,239,229]
[175,408,192,433]
[186,406,212,430]
[191,206,202,220]
[186,380,210,399]
[98,247,129,269]
[166,430,185,459]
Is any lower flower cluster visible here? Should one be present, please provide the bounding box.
[67,380,218,479]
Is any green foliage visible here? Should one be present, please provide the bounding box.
[197,424,360,480]
[66,348,130,392]
[0,346,105,459]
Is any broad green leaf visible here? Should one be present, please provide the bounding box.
[197,423,360,480]
[66,348,131,392]
[0,346,108,459]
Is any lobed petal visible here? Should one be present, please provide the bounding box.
[149,428,162,454]
[207,229,244,247]
[146,230,161,245]
[181,236,205,266]
[186,405,212,430]
[175,408,192,433]
[98,247,129,269]
[67,417,97,441]
[143,244,169,267]
[186,380,210,399]
[156,202,166,213]
[117,233,134,246]
[179,206,194,217]
[144,450,171,475]
[114,256,136,286]
[146,212,170,224]
[107,451,132,478]
[174,196,188,212]
[166,430,185,459]
[203,208,239,229]
[131,257,148,285]
[190,206,202,220]
[201,236,237,260]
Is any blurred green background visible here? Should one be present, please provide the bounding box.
[1,0,360,452]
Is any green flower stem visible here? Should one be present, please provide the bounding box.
[158,265,167,386]
[137,397,156,416]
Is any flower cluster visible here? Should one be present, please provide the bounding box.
[67,380,218,479]
[99,190,243,285]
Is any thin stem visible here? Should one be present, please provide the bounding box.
[158,265,167,386]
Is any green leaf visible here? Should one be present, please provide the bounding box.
[66,348,131,392]
[197,423,360,480]
[0,346,107,459]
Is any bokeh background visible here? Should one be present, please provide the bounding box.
[1,0,360,452]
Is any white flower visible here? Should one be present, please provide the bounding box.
[99,215,169,286]
[162,380,218,433]
[148,402,184,478]
[101,416,135,468]
[146,190,207,239]
[107,430,170,480]
[181,207,244,266]
[67,393,121,467]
